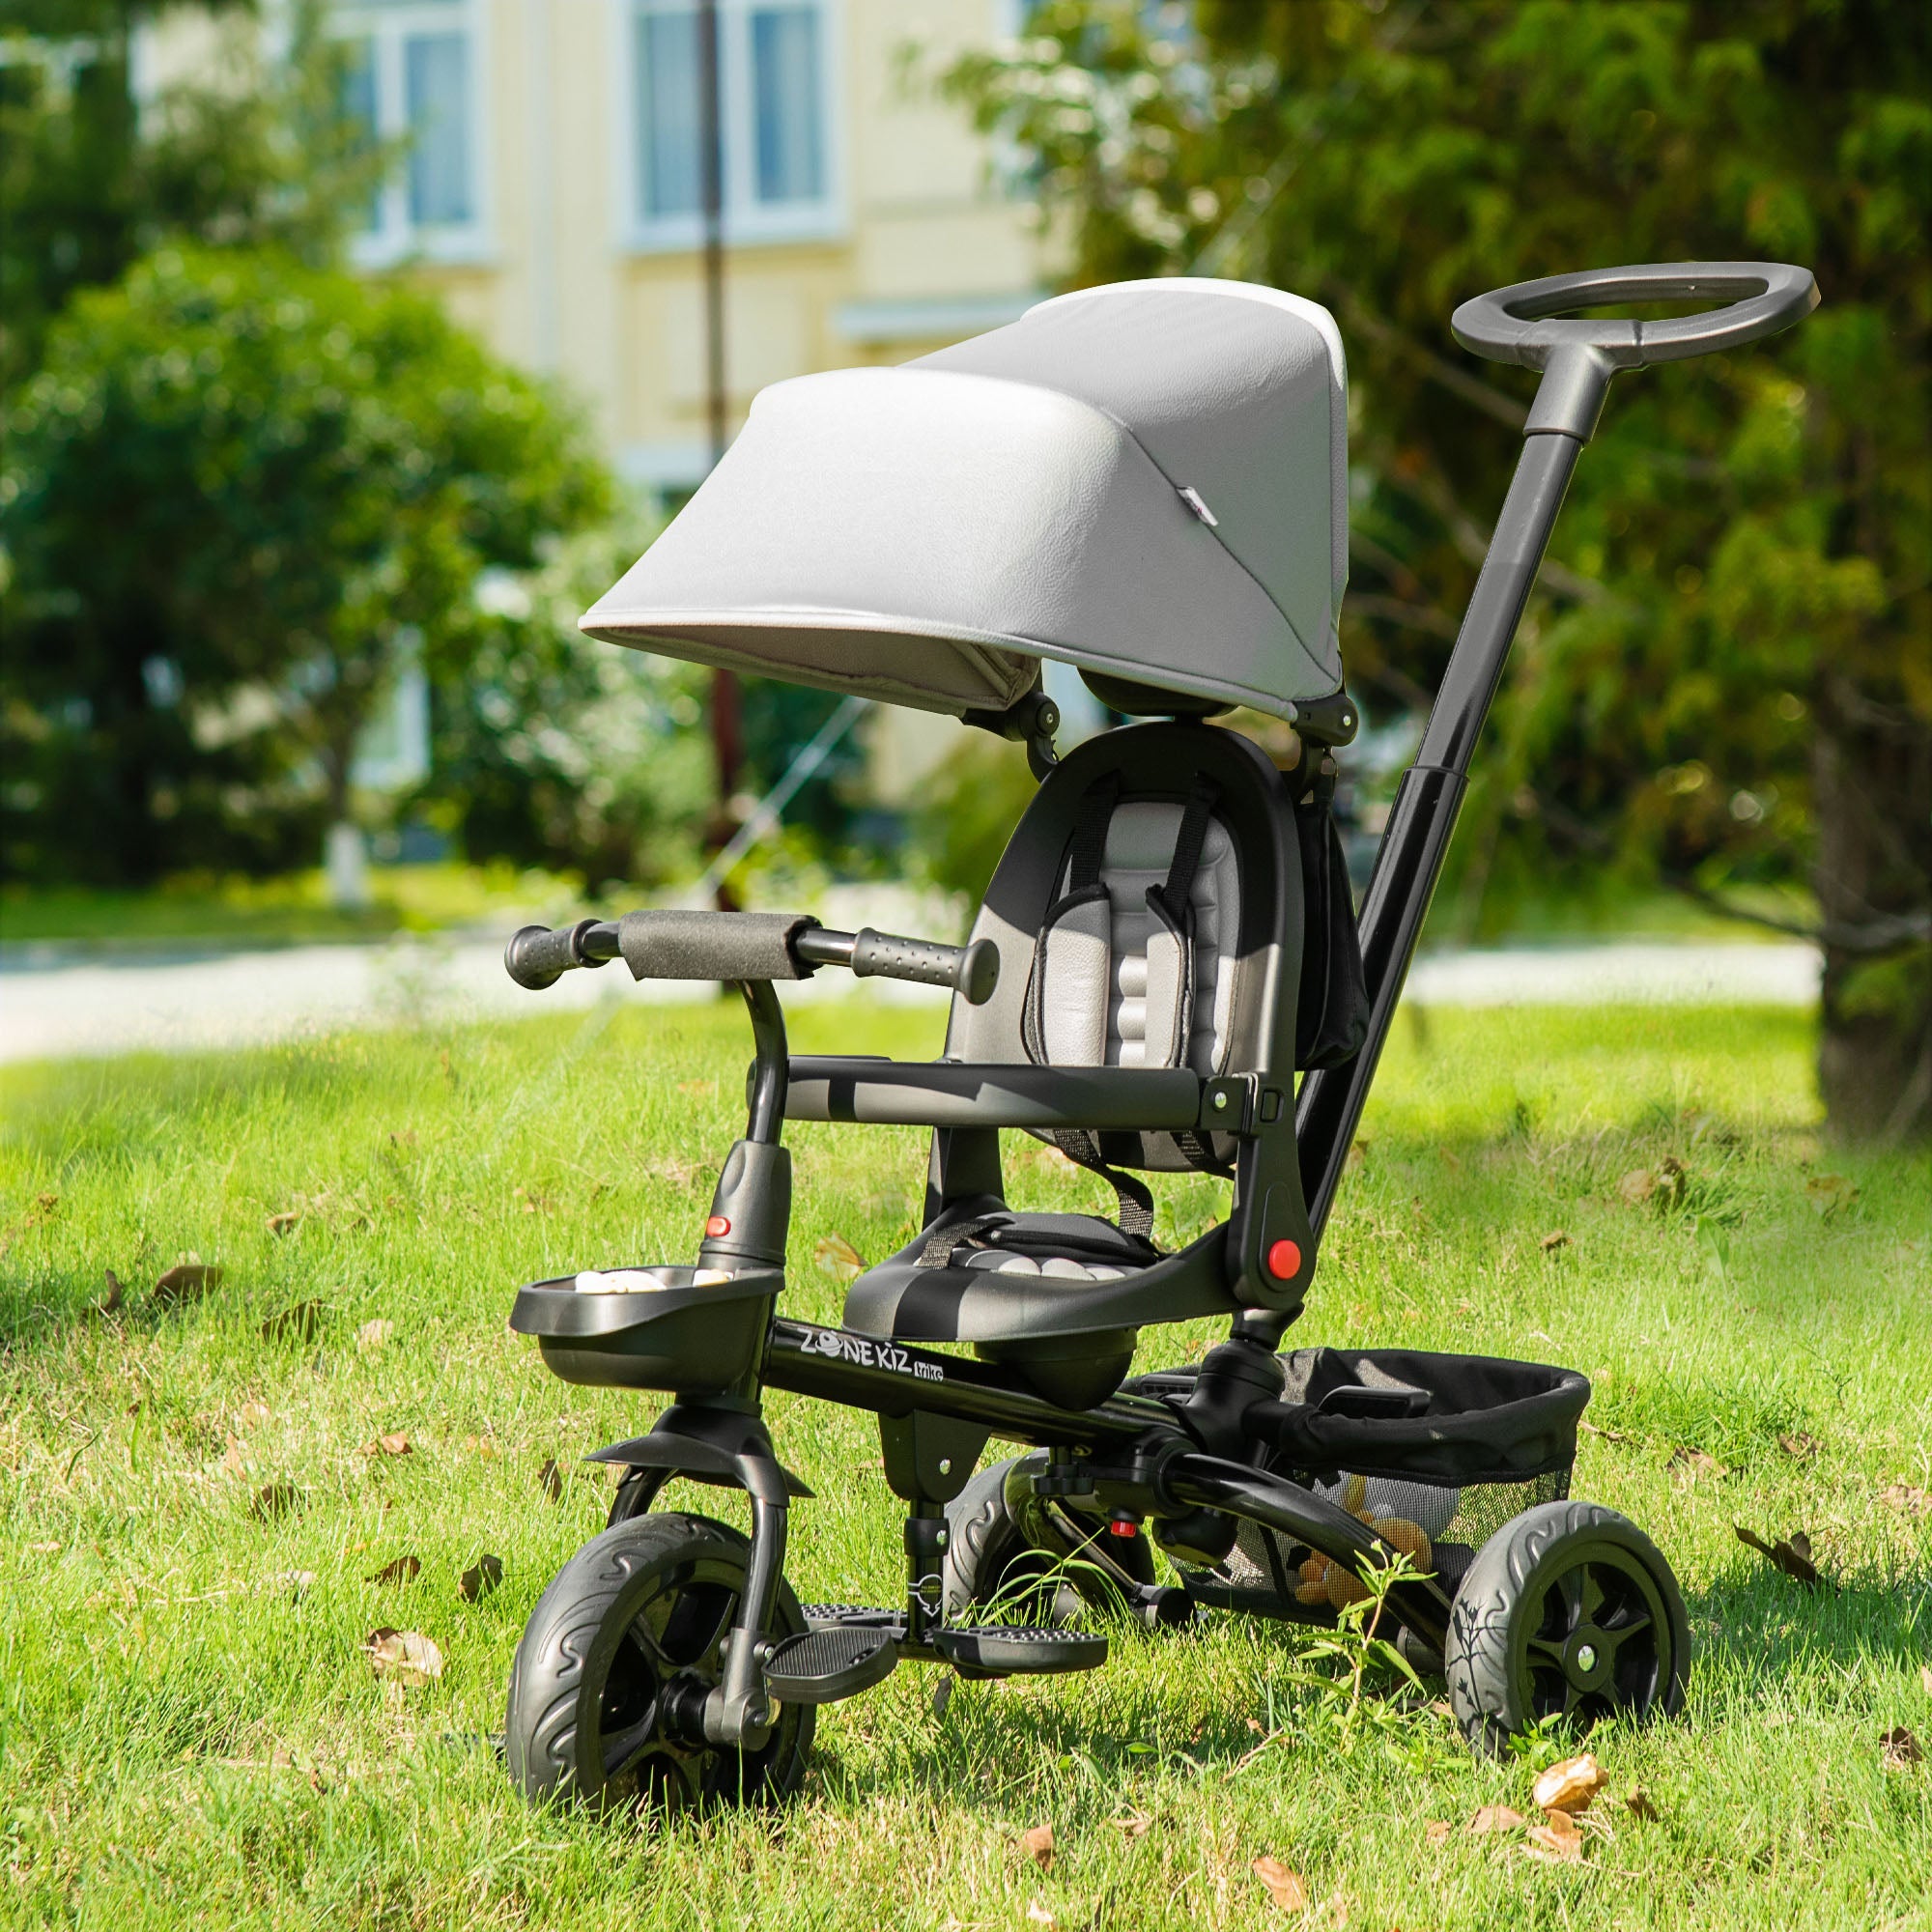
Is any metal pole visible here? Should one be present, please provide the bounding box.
[696,0,741,904]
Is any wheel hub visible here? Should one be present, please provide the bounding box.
[1564,1628,1609,1690]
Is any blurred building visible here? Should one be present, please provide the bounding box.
[317,0,1046,511]
[140,0,1071,808]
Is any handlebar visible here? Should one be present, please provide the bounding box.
[504,914,1000,1005]
[1451,260,1817,372]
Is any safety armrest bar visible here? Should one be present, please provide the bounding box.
[783,1058,1207,1130]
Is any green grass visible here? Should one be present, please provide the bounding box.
[2,1001,1927,1929]
[0,863,588,950]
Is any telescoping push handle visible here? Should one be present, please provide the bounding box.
[1450,260,1818,370]
[1451,260,1817,440]
[504,915,999,1005]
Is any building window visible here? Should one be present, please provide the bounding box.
[334,0,485,263]
[628,0,838,248]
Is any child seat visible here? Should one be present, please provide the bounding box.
[834,718,1325,1403]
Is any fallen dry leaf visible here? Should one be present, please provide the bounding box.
[813,1233,866,1282]
[1425,1820,1452,1847]
[1736,1523,1819,1587]
[1539,1230,1571,1252]
[1024,1906,1055,1929]
[459,1554,503,1603]
[1523,1811,1584,1862]
[358,1432,412,1460]
[220,1434,246,1475]
[1878,1482,1932,1520]
[355,1319,394,1353]
[1881,1726,1923,1771]
[250,1482,299,1522]
[153,1262,222,1308]
[537,1457,564,1502]
[366,1553,420,1587]
[1533,1752,1606,1815]
[1804,1172,1859,1215]
[363,1628,443,1686]
[1111,1810,1152,1839]
[1466,1805,1526,1835]
[98,1268,126,1315]
[239,1400,270,1431]
[1624,1786,1663,1822]
[1777,1431,1821,1460]
[1919,1663,1932,1697]
[260,1300,324,1343]
[1617,1168,1657,1205]
[266,1208,303,1236]
[1020,1823,1054,1871]
[1252,1857,1309,1912]
[462,1434,499,1460]
[1669,1445,1730,1484]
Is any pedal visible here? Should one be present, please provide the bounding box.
[802,1602,905,1634]
[764,1625,900,1705]
[931,1624,1108,1678]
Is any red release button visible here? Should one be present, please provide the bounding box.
[704,1214,731,1238]
[1265,1238,1302,1280]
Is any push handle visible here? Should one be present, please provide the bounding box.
[1451,260,1817,372]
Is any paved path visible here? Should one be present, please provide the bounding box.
[0,928,1818,1066]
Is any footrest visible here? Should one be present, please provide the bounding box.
[802,1603,905,1634]
[765,1625,900,1705]
[931,1624,1108,1677]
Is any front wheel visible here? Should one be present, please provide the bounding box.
[504,1512,814,1811]
[1445,1499,1690,1754]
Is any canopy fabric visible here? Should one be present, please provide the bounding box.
[581,278,1349,721]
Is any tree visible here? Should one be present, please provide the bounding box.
[0,0,380,392]
[418,527,715,892]
[943,0,1931,1140]
[2,246,611,887]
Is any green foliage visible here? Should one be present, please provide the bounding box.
[942,0,1931,1134]
[417,529,713,891]
[1,245,611,884]
[0,0,387,390]
[908,732,1042,905]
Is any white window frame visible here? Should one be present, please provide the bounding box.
[615,0,844,254]
[331,0,492,269]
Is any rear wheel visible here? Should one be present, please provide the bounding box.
[504,1512,814,1810]
[1445,1500,1690,1754]
[945,1453,1157,1622]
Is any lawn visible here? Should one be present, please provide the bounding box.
[1,998,1927,1929]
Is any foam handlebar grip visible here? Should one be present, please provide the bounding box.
[849,929,1000,1006]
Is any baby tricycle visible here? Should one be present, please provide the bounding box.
[496,262,1815,1809]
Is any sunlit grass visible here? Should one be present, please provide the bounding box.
[1,1000,1927,1928]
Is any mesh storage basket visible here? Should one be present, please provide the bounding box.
[1130,1347,1590,1617]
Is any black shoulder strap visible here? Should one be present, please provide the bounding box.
[1066,771,1122,893]
[1148,774,1218,927]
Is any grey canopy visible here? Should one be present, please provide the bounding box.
[582,278,1348,722]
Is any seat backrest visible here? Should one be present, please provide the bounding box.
[946,722,1305,1172]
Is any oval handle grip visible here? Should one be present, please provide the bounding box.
[1452,260,1817,371]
